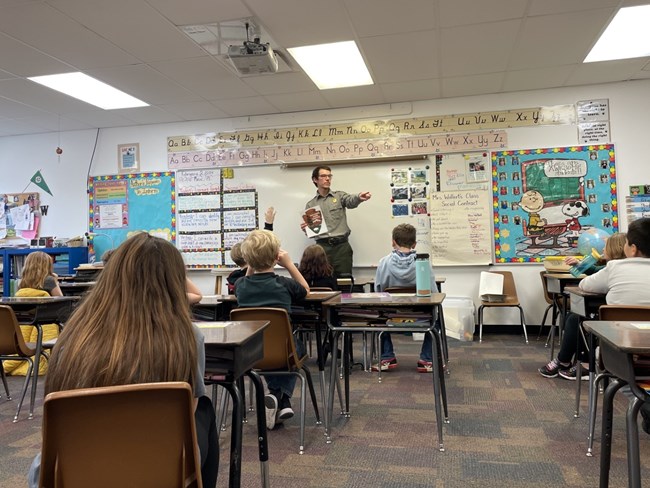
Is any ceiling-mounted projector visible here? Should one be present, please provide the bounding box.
[227,40,279,75]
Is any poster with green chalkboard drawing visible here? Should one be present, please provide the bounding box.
[88,172,175,261]
[492,144,618,263]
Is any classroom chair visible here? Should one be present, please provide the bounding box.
[537,271,560,349]
[0,305,39,422]
[582,305,650,457]
[39,382,202,488]
[478,271,528,344]
[230,307,321,454]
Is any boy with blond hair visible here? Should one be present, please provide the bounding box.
[235,230,310,429]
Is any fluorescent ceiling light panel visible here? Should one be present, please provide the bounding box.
[288,40,373,89]
[28,72,148,109]
[584,5,650,62]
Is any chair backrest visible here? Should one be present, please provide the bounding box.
[539,271,554,305]
[15,288,50,298]
[230,307,301,371]
[598,305,650,321]
[40,382,202,488]
[493,271,518,299]
[337,273,355,293]
[384,286,416,294]
[0,305,35,357]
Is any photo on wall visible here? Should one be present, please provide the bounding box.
[492,144,618,263]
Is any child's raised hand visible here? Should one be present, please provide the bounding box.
[277,249,292,268]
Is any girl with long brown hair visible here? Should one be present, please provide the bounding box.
[29,233,218,487]
[298,244,337,290]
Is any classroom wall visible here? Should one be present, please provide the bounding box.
[2,79,649,327]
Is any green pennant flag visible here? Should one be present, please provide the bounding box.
[30,170,53,196]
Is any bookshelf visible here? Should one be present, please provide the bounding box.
[1,247,89,296]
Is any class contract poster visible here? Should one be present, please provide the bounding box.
[88,172,175,260]
[492,144,618,263]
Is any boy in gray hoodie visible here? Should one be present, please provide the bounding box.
[374,224,437,372]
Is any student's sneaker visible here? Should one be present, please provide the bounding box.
[558,365,589,381]
[276,395,294,423]
[264,394,278,430]
[417,360,433,373]
[371,358,397,371]
[538,358,571,378]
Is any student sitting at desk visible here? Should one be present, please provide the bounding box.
[298,244,338,290]
[226,207,276,294]
[17,251,63,297]
[28,233,219,487]
[539,226,649,380]
[374,224,436,373]
[234,230,309,430]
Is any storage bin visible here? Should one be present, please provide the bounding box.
[443,296,475,341]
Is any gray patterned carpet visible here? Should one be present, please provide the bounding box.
[2,332,649,487]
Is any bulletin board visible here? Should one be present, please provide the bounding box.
[492,144,618,263]
[0,192,40,242]
[88,172,175,260]
[176,168,258,268]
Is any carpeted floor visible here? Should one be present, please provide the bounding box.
[1,332,649,487]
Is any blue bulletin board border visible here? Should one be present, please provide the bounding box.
[88,172,176,260]
[492,144,618,263]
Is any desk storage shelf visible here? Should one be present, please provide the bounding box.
[0,247,89,296]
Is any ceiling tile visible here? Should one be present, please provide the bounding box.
[360,30,439,84]
[379,79,441,102]
[16,113,94,131]
[0,2,139,69]
[344,0,435,37]
[528,0,619,16]
[438,0,527,27]
[503,65,575,92]
[63,109,137,128]
[210,96,279,117]
[52,0,206,63]
[85,64,202,105]
[112,106,184,125]
[0,33,74,77]
[441,20,520,77]
[566,58,650,86]
[147,0,252,26]
[0,96,51,118]
[159,101,229,121]
[263,91,330,113]
[0,78,99,113]
[320,85,386,108]
[509,10,615,70]
[441,72,505,98]
[243,72,315,95]
[244,0,353,47]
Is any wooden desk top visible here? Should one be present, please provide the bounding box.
[198,291,341,307]
[544,273,584,280]
[195,320,269,346]
[59,281,96,287]
[583,321,650,355]
[324,292,446,307]
[564,286,605,298]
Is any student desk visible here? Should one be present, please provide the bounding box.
[0,296,79,418]
[323,292,448,450]
[582,320,650,488]
[565,286,607,452]
[196,320,270,488]
[58,281,96,296]
[543,273,583,357]
[194,292,342,414]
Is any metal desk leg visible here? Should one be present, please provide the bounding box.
[436,304,449,371]
[246,371,270,488]
[626,396,643,488]
[29,324,43,419]
[325,330,341,443]
[599,378,624,488]
[222,381,244,488]
[428,329,444,451]
[313,320,328,437]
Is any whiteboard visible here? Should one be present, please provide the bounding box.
[223,158,493,267]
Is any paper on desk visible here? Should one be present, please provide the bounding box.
[629,322,650,329]
[479,272,504,296]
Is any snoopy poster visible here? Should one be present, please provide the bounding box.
[492,144,617,263]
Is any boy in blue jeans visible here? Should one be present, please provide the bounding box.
[235,229,310,429]
[374,223,437,372]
